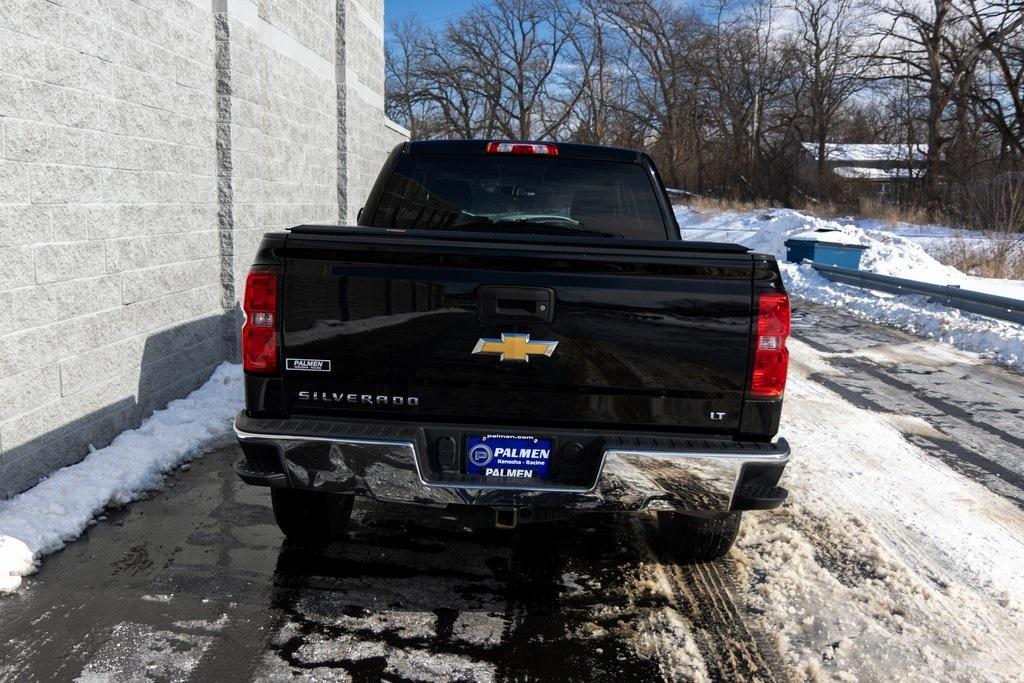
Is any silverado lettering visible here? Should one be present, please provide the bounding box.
[296,391,419,406]
[234,139,792,561]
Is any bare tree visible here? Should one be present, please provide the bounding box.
[790,0,871,191]
[698,0,802,197]
[421,26,499,138]
[603,0,704,187]
[444,0,577,140]
[563,0,617,144]
[871,0,1024,208]
[383,0,1023,215]
[385,17,432,139]
[963,0,1024,158]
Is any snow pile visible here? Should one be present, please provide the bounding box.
[675,206,963,282]
[847,216,969,245]
[0,363,243,592]
[786,229,862,246]
[733,339,1024,680]
[782,267,1024,370]
[853,232,961,281]
[0,537,33,593]
[676,206,1024,371]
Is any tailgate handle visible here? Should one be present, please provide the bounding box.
[478,286,555,323]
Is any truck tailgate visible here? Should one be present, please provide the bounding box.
[280,229,754,434]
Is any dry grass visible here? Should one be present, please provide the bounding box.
[792,198,840,219]
[857,197,935,226]
[790,196,936,225]
[684,194,941,225]
[685,196,779,212]
[932,234,1024,280]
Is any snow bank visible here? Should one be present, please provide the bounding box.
[786,229,863,246]
[0,363,243,592]
[733,340,1024,680]
[676,207,1024,371]
[676,206,963,282]
[782,265,1024,370]
[675,205,1023,294]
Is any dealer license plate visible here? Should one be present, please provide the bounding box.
[466,434,552,479]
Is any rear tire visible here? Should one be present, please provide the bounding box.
[656,511,742,561]
[271,488,354,542]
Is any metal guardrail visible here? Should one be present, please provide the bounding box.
[809,262,1024,325]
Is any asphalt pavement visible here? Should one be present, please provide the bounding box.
[0,440,786,682]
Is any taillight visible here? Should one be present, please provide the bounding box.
[750,291,790,397]
[486,141,559,156]
[242,270,278,373]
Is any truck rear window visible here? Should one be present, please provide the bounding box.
[368,155,669,239]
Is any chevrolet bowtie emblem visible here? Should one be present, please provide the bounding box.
[472,333,559,362]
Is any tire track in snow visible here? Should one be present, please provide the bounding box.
[643,536,786,682]
[734,334,1024,680]
[790,302,1024,508]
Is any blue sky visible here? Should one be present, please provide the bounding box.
[383,1,722,41]
[384,0,477,35]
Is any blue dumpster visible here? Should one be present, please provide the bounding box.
[785,230,867,269]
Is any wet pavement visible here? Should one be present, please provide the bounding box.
[0,443,781,682]
[791,303,1024,509]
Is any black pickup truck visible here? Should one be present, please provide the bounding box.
[234,140,791,560]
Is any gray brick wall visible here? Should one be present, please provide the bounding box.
[344,0,409,222]
[0,0,407,498]
[220,0,340,308]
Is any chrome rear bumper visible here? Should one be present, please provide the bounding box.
[233,415,789,513]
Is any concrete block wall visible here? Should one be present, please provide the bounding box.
[218,0,341,309]
[344,0,409,223]
[0,0,407,497]
[0,0,224,496]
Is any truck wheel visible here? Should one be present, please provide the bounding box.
[271,488,354,542]
[656,511,742,561]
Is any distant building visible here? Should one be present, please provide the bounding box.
[800,143,928,197]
